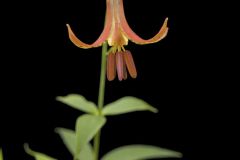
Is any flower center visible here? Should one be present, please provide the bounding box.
[107,50,137,81]
[108,22,128,52]
[107,0,128,51]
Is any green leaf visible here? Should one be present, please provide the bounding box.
[102,96,158,116]
[75,114,106,158]
[79,144,94,160]
[55,128,94,160]
[55,128,76,155]
[24,144,57,160]
[0,148,3,160]
[101,145,182,160]
[56,94,98,115]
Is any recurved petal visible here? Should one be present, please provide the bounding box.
[118,0,168,44]
[66,0,112,49]
[66,24,93,49]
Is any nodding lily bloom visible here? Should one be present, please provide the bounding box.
[66,0,169,81]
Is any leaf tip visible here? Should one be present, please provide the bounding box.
[23,143,29,151]
[56,96,63,102]
[175,151,183,158]
[23,143,33,156]
[151,108,158,113]
[54,127,61,134]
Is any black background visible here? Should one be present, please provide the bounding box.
[0,0,223,160]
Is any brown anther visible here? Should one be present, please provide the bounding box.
[116,51,124,81]
[123,50,137,78]
[107,53,116,81]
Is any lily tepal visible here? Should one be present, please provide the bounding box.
[66,0,169,81]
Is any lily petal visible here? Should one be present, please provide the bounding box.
[66,1,113,49]
[118,0,168,44]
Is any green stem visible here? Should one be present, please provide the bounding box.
[94,42,108,160]
[98,42,107,111]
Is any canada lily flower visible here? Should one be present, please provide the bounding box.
[66,0,168,81]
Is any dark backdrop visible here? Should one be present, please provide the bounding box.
[0,0,217,160]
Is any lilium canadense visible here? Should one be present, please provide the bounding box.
[66,0,169,81]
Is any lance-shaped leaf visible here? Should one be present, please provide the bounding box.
[101,145,182,160]
[102,96,158,116]
[55,128,94,160]
[78,144,94,160]
[56,94,98,115]
[55,128,76,155]
[75,114,106,158]
[0,148,3,160]
[24,144,57,160]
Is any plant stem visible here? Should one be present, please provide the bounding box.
[98,42,107,111]
[94,42,108,160]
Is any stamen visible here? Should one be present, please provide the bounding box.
[123,50,137,78]
[123,56,128,80]
[107,53,116,81]
[117,46,121,52]
[121,46,126,51]
[116,51,124,81]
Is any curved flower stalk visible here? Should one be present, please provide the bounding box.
[66,0,168,81]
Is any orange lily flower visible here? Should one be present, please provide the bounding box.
[66,0,168,81]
